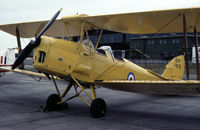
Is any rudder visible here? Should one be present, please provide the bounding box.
[162,55,185,80]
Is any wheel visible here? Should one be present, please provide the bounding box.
[90,98,106,118]
[45,94,62,111]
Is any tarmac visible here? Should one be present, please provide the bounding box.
[1,72,200,130]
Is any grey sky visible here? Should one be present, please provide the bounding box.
[0,0,200,51]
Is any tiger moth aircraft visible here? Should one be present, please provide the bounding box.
[1,8,200,118]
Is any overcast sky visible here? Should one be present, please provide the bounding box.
[0,0,200,51]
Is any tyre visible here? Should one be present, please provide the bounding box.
[90,98,106,118]
[46,94,62,111]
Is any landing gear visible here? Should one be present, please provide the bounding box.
[44,75,107,117]
[43,94,62,111]
[90,98,106,118]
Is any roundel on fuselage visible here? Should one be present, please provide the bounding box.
[127,72,135,81]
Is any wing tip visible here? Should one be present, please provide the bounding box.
[9,68,13,72]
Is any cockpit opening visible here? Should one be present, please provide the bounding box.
[97,46,124,61]
[78,39,94,50]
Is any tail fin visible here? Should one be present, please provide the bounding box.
[162,55,185,80]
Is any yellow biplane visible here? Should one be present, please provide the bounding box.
[1,8,200,118]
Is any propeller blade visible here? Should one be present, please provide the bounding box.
[11,40,36,70]
[11,8,63,71]
[36,8,63,40]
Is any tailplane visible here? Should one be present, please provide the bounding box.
[162,55,185,80]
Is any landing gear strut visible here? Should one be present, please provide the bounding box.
[43,75,107,117]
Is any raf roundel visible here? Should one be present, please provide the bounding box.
[127,72,135,81]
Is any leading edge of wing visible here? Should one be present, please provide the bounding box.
[95,80,200,84]
[94,80,200,95]
[0,66,46,78]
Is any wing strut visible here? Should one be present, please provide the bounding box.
[15,27,24,69]
[194,27,200,80]
[94,30,103,51]
[183,14,190,80]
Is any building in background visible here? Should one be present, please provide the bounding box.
[92,31,199,62]
[129,35,198,61]
[192,45,200,63]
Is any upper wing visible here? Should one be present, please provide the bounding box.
[95,80,200,95]
[0,20,64,38]
[1,7,200,38]
[77,7,200,34]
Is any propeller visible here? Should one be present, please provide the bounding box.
[11,8,62,71]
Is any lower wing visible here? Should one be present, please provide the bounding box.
[0,66,46,78]
[95,80,200,95]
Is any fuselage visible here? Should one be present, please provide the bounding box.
[33,36,163,83]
